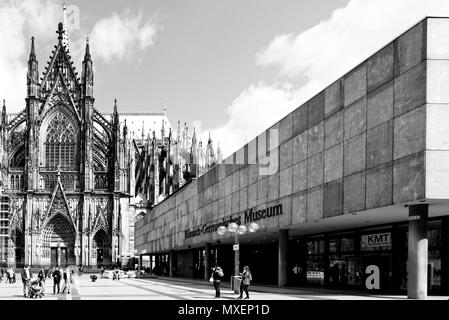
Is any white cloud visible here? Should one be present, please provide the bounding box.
[0,0,59,112]
[0,2,158,113]
[256,0,449,82]
[202,82,299,159]
[207,0,449,158]
[88,10,158,64]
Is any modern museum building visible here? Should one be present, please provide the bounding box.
[135,17,449,298]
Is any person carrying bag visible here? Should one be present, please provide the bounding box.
[238,266,252,299]
[211,266,224,298]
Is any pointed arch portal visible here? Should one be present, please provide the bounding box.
[93,229,111,268]
[12,229,24,268]
[41,213,76,267]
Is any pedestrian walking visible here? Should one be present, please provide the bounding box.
[62,268,72,294]
[238,266,252,300]
[70,269,76,290]
[8,267,15,284]
[3,268,8,284]
[292,263,303,285]
[113,267,120,281]
[329,262,340,289]
[38,269,45,284]
[21,265,32,298]
[52,267,62,294]
[37,269,46,295]
[210,266,224,298]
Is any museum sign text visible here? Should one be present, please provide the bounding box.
[184,204,283,239]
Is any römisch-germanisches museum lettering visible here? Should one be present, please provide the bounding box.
[184,204,283,239]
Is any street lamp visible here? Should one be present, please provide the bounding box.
[217,222,261,293]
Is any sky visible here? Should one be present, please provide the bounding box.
[2,0,449,158]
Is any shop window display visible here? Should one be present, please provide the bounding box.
[306,239,325,285]
[329,235,361,288]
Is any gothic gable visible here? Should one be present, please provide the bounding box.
[40,72,81,122]
[92,199,109,233]
[41,178,76,230]
[39,28,81,117]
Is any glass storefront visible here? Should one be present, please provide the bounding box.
[428,221,442,292]
[306,238,325,285]
[192,248,206,279]
[301,219,446,293]
[329,235,362,288]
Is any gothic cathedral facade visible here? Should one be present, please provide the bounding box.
[0,13,222,268]
[0,23,130,268]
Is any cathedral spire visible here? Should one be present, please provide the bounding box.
[27,37,39,97]
[191,126,197,150]
[62,1,70,49]
[176,120,181,142]
[161,120,165,142]
[84,37,91,61]
[123,119,128,137]
[57,22,64,42]
[30,36,36,59]
[1,100,6,126]
[82,37,94,97]
[113,99,119,128]
[217,142,223,163]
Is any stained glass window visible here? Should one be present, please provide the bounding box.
[44,112,76,170]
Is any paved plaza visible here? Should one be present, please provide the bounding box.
[0,274,448,300]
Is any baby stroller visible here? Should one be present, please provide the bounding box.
[28,279,44,299]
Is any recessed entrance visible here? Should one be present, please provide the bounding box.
[13,229,24,268]
[42,213,76,267]
[93,229,111,268]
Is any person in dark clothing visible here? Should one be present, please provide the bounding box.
[329,263,340,289]
[38,269,45,284]
[37,269,46,295]
[238,266,252,299]
[211,266,224,298]
[52,267,62,294]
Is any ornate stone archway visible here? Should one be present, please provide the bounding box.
[8,228,24,268]
[41,213,76,267]
[92,228,111,268]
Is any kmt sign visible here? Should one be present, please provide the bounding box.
[361,232,391,249]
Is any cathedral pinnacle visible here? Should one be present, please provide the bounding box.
[57,22,64,41]
[62,1,70,48]
[30,36,36,58]
[84,37,91,60]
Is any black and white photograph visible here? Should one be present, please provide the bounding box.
[1,0,449,317]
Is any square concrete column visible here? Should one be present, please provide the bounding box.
[407,204,428,299]
[278,229,288,287]
[169,250,175,277]
[204,244,210,281]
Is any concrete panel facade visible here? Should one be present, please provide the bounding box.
[135,18,449,256]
